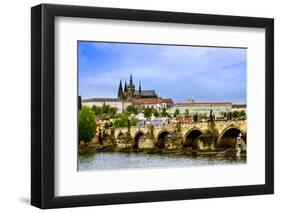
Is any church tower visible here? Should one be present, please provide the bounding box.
[138,81,142,98]
[117,80,124,100]
[127,74,135,99]
[124,80,128,99]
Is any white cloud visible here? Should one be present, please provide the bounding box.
[79,42,246,102]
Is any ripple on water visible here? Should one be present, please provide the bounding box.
[78,152,246,171]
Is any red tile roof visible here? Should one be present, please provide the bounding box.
[133,98,173,104]
[232,104,247,108]
[174,102,232,106]
[133,98,161,104]
[161,98,174,104]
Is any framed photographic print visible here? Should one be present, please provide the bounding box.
[31,4,274,209]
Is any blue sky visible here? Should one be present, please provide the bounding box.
[78,41,247,103]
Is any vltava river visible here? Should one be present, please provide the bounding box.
[79,152,246,171]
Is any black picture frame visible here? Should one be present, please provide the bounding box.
[31,3,274,209]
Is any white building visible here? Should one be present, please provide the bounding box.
[82,98,132,114]
[170,102,233,118]
[82,97,174,114]
[133,98,174,111]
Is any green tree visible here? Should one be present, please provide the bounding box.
[126,105,138,114]
[153,110,159,117]
[232,111,240,118]
[144,108,152,118]
[101,103,110,114]
[92,105,102,115]
[79,106,96,144]
[92,105,118,119]
[129,118,138,126]
[173,109,180,118]
[113,115,129,128]
[160,108,170,117]
[184,109,190,118]
[109,107,117,117]
[238,110,246,120]
[227,112,233,120]
[239,110,246,117]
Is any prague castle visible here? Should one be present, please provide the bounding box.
[81,74,246,117]
[82,74,173,113]
[117,74,158,100]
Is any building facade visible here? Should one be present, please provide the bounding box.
[82,75,173,113]
[133,98,174,111]
[170,102,233,118]
[170,101,246,118]
[82,98,133,114]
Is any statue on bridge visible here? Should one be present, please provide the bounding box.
[208,110,215,122]
[127,119,131,132]
[236,133,242,157]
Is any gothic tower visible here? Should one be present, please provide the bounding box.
[127,74,135,99]
[128,74,135,99]
[117,80,124,100]
[138,81,142,98]
[124,80,128,99]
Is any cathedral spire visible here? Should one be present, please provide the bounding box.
[124,80,128,92]
[127,74,135,99]
[139,80,142,97]
[129,74,133,85]
[118,79,124,100]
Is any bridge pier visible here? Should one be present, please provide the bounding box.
[160,132,183,153]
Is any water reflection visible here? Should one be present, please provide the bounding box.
[79,152,246,171]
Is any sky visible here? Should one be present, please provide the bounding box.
[78,41,247,103]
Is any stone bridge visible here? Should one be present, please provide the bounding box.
[101,120,247,153]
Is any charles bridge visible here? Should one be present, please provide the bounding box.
[97,120,247,154]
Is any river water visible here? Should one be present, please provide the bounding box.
[78,152,246,171]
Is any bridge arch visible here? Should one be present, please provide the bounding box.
[156,130,171,149]
[133,131,145,150]
[217,126,243,148]
[183,127,203,149]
